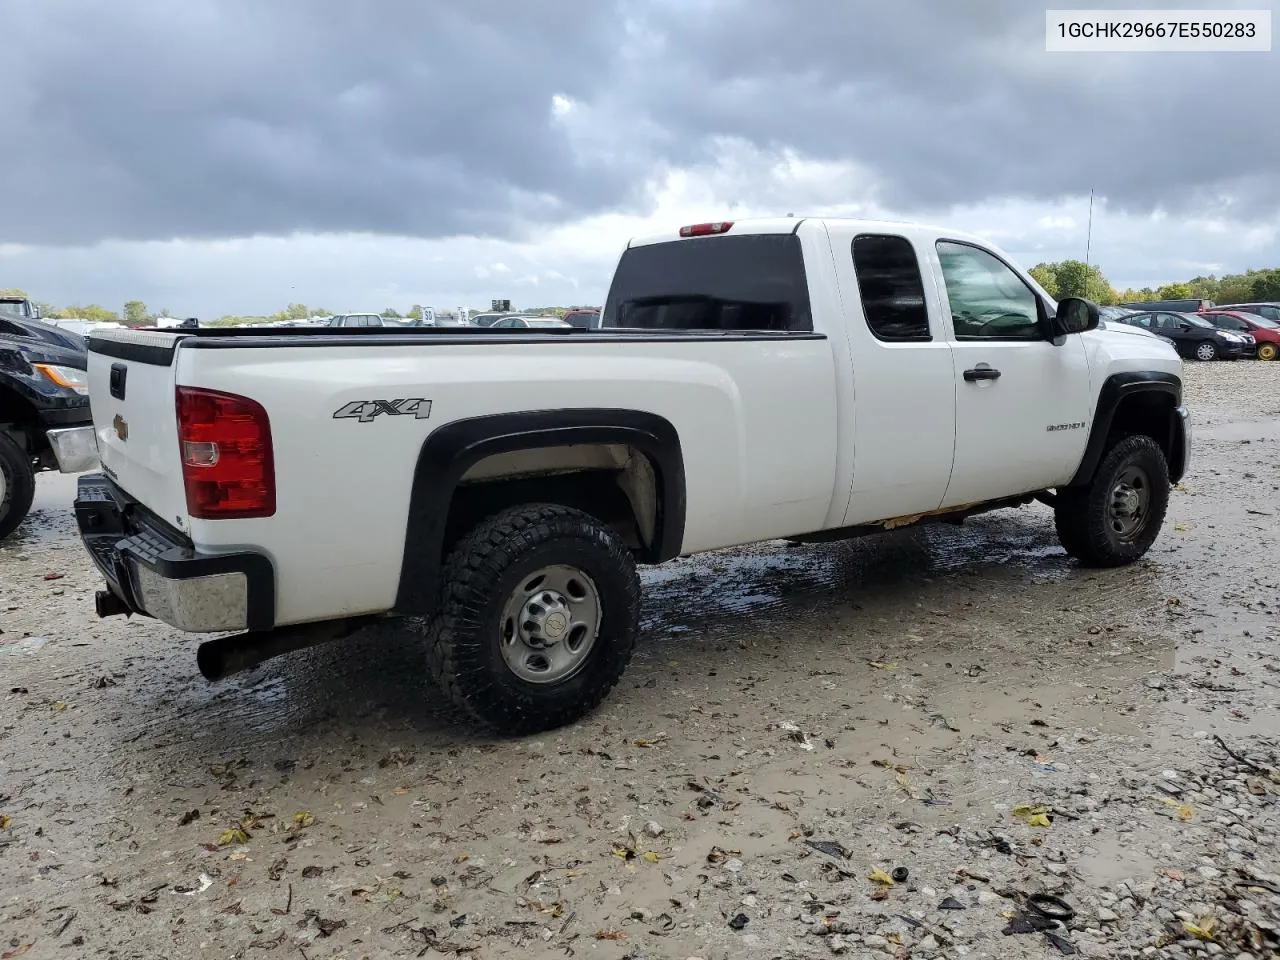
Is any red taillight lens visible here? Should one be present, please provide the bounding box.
[175,386,275,519]
[679,221,734,237]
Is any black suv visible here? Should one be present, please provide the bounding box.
[1116,310,1253,361]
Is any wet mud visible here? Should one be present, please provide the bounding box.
[2,361,1280,959]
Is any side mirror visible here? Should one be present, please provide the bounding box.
[32,306,43,319]
[1054,297,1099,336]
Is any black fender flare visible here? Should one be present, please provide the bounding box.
[1067,370,1185,487]
[394,408,686,616]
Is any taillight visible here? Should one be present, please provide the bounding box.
[175,386,275,519]
[679,221,734,237]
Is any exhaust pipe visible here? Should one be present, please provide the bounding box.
[196,616,378,681]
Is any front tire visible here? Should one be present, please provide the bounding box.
[0,433,37,542]
[1258,342,1278,362]
[1194,341,1218,361]
[1054,435,1170,568]
[424,503,641,733]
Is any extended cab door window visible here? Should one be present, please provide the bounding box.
[851,234,931,341]
[935,241,1043,340]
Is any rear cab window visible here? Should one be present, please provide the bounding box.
[601,234,813,332]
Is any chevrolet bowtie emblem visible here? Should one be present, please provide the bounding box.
[112,414,128,442]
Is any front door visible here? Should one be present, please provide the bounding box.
[931,240,1093,507]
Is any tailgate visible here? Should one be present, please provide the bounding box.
[86,329,191,531]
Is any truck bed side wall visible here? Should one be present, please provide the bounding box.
[177,337,839,625]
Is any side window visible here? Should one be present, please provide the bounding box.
[851,234,931,342]
[935,241,1041,340]
[1157,313,1182,331]
[1129,313,1154,329]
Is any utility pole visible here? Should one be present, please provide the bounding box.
[1085,188,1094,272]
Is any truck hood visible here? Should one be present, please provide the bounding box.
[0,318,89,368]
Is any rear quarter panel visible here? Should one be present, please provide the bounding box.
[177,336,839,625]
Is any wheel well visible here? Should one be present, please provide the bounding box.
[441,443,662,562]
[1107,391,1180,473]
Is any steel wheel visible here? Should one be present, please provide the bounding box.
[498,564,602,684]
[1195,341,1218,361]
[1258,342,1278,361]
[1108,465,1152,542]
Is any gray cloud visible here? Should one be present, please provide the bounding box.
[623,0,1280,220]
[4,0,642,245]
[2,0,1277,251]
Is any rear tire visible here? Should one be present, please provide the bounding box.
[0,432,37,542]
[1194,341,1218,361]
[424,503,641,733]
[1054,435,1170,568]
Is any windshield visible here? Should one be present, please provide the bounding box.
[1249,316,1280,329]
[0,301,31,319]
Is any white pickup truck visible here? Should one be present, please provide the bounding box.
[75,217,1190,732]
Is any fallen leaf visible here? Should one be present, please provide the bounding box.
[2,944,33,958]
[1012,803,1051,828]
[869,661,896,670]
[869,866,896,886]
[1174,522,1193,533]
[178,809,200,826]
[642,851,663,863]
[392,786,411,796]
[0,814,11,831]
[594,929,627,941]
[217,827,249,847]
[1183,916,1216,941]
[50,701,68,712]
[43,572,64,581]
[292,811,314,828]
[1161,797,1194,821]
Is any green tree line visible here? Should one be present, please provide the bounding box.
[1028,261,1280,306]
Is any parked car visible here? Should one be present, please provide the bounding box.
[488,316,573,329]
[0,307,98,539]
[468,312,517,327]
[328,313,395,328]
[1117,298,1215,313]
[561,309,601,330]
[72,217,1189,732]
[1115,310,1253,360]
[1216,302,1280,324]
[1202,309,1280,361]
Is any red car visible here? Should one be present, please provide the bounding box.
[1203,310,1280,361]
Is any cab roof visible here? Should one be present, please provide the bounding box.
[625,216,989,248]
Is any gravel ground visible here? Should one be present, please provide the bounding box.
[3,361,1280,960]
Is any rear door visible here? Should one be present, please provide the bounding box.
[932,239,1092,506]
[85,329,191,529]
[828,229,959,524]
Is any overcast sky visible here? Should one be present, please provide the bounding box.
[3,0,1277,316]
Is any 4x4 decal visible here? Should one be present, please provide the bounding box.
[333,399,432,423]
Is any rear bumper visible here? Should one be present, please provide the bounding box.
[74,473,275,632]
[46,424,99,474]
